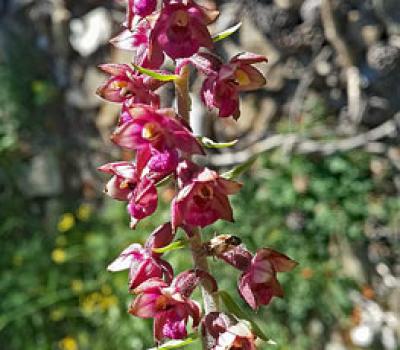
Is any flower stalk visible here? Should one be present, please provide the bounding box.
[96,1,297,348]
[175,66,219,349]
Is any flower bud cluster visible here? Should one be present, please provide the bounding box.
[97,0,297,347]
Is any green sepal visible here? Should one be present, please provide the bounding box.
[132,64,179,81]
[200,137,238,149]
[213,22,242,42]
[221,156,257,180]
[152,240,186,254]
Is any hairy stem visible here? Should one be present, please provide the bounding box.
[175,65,219,349]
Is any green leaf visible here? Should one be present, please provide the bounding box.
[156,174,173,188]
[221,156,258,180]
[148,335,198,349]
[213,22,242,42]
[132,64,179,81]
[152,240,186,254]
[200,137,238,149]
[218,290,269,341]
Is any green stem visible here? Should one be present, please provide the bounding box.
[174,65,219,350]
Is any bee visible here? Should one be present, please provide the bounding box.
[203,234,242,257]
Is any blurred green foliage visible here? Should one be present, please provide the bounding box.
[1,148,399,350]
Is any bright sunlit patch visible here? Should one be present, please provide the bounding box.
[52,248,67,264]
[59,336,78,350]
[57,213,75,232]
[76,203,93,221]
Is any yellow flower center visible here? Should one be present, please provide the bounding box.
[173,10,189,27]
[142,123,160,140]
[155,295,169,310]
[111,81,128,89]
[234,69,251,86]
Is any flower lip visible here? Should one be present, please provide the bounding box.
[200,184,213,197]
[234,69,251,86]
[173,9,189,27]
[142,122,161,140]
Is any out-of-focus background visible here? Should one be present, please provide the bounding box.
[0,0,399,349]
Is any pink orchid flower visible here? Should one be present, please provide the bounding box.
[151,0,219,59]
[97,161,138,201]
[96,64,163,107]
[111,19,165,69]
[172,167,241,229]
[108,223,174,289]
[129,271,204,341]
[97,153,159,228]
[127,175,158,228]
[203,312,257,350]
[238,248,298,310]
[126,0,157,29]
[193,52,267,118]
[111,105,204,156]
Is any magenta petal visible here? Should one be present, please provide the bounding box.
[186,300,201,328]
[230,52,268,65]
[238,273,257,310]
[133,277,168,294]
[104,176,131,201]
[171,197,184,231]
[255,248,298,273]
[134,0,157,17]
[129,259,163,290]
[128,176,158,221]
[129,293,159,318]
[148,149,179,173]
[219,245,253,271]
[107,243,143,271]
[154,310,188,340]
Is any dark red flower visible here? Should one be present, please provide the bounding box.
[108,223,174,289]
[238,248,298,310]
[172,167,241,229]
[203,312,257,350]
[193,52,267,118]
[151,0,219,59]
[96,64,163,107]
[129,271,204,341]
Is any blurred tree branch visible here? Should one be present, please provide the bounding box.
[207,113,400,167]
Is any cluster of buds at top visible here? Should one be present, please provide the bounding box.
[97,0,297,348]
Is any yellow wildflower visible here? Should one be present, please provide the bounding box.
[52,249,66,264]
[76,203,93,221]
[57,213,75,232]
[59,336,78,350]
[71,279,84,294]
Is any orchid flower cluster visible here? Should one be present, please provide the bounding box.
[97,0,297,348]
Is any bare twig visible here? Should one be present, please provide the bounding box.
[207,113,400,167]
[321,0,354,68]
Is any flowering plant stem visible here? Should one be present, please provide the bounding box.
[175,66,219,350]
[99,2,297,347]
